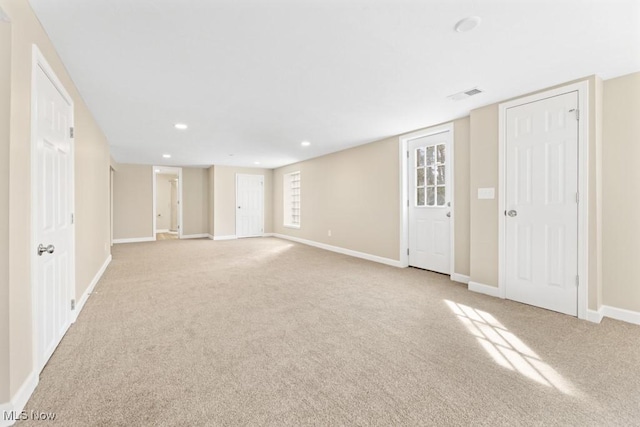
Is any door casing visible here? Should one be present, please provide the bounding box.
[498,81,590,320]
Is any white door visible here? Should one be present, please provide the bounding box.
[236,174,264,238]
[34,63,74,370]
[408,132,452,273]
[505,92,579,315]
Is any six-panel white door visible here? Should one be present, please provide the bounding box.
[505,91,579,315]
[236,174,264,238]
[408,132,451,274]
[34,63,74,370]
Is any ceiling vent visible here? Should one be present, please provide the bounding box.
[448,87,483,101]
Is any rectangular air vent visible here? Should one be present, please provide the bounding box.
[448,87,483,101]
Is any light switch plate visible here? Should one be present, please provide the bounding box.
[478,187,495,200]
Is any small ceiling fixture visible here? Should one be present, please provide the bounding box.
[454,16,481,33]
[162,154,171,158]
[155,169,160,173]
[174,123,188,130]
[254,161,261,165]
[301,141,311,146]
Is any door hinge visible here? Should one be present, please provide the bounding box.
[406,151,409,159]
[71,299,76,310]
[71,213,74,224]
[70,127,74,138]
[407,248,410,255]
[407,199,409,207]
[576,192,579,203]
[570,108,580,121]
[575,275,579,287]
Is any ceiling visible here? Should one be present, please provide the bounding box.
[29,0,640,169]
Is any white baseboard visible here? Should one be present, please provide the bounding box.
[263,233,274,237]
[468,281,502,298]
[73,255,111,323]
[451,273,470,284]
[213,235,237,241]
[0,371,38,427]
[181,234,209,239]
[272,233,403,268]
[207,234,214,240]
[601,305,640,326]
[587,309,604,324]
[113,237,154,244]
[155,229,169,233]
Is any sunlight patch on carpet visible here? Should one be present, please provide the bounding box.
[445,300,578,396]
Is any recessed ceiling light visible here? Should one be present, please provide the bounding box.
[174,123,188,130]
[162,154,171,158]
[301,141,311,146]
[254,161,261,165]
[454,16,481,33]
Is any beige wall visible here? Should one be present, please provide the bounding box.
[2,0,111,402]
[469,105,500,286]
[113,164,153,240]
[212,166,273,238]
[272,119,471,270]
[113,166,210,239]
[602,72,640,312]
[182,168,209,236]
[155,174,175,231]
[0,18,10,403]
[273,137,400,260]
[208,166,214,235]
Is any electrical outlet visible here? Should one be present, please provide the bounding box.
[328,230,332,237]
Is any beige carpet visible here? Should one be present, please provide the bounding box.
[19,237,640,426]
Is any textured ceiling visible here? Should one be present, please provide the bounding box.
[29,0,640,168]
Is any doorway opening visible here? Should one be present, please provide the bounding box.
[153,166,182,240]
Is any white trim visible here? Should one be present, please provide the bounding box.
[498,80,589,319]
[0,371,39,427]
[587,309,604,324]
[601,305,640,326]
[72,255,111,322]
[113,237,155,244]
[273,233,403,268]
[30,44,76,376]
[155,228,169,233]
[468,281,502,298]
[213,235,238,241]
[181,234,209,239]
[153,166,183,240]
[263,233,274,237]
[451,273,470,284]
[236,173,265,238]
[399,123,456,277]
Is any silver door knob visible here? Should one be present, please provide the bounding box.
[37,244,55,256]
[446,212,451,217]
[507,210,518,217]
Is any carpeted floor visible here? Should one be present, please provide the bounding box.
[19,237,640,426]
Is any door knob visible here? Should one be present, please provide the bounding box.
[446,212,451,218]
[37,244,55,256]
[507,210,518,217]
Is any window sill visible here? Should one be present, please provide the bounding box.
[283,224,300,229]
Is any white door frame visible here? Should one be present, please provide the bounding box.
[498,81,589,320]
[30,44,76,372]
[152,166,183,239]
[399,122,455,275]
[235,173,265,238]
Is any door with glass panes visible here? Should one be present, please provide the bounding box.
[408,131,451,273]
